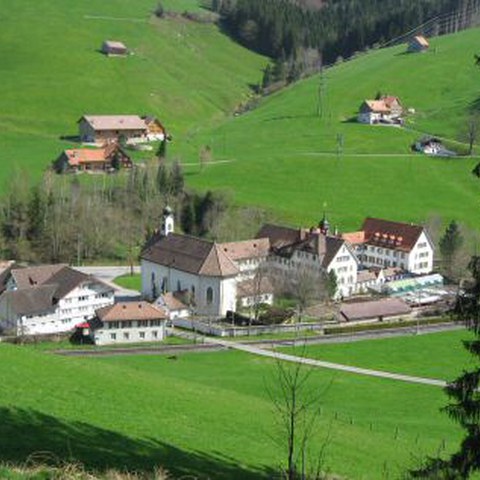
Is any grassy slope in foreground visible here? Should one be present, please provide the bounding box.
[0,0,265,183]
[182,28,480,230]
[0,340,466,480]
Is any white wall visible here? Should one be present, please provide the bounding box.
[407,232,434,274]
[0,281,114,336]
[94,320,166,345]
[141,259,236,317]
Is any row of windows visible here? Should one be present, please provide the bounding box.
[415,262,429,270]
[63,292,111,304]
[107,320,164,329]
[110,331,159,340]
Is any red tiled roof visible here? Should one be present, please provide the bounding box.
[219,238,270,261]
[362,217,424,252]
[341,231,365,245]
[96,302,167,322]
[64,149,107,166]
[364,100,390,113]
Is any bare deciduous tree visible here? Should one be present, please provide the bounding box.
[267,346,332,480]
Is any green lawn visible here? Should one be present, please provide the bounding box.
[0,338,470,479]
[113,273,142,291]
[281,329,475,381]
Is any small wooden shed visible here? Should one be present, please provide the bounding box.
[101,40,128,56]
[408,35,429,53]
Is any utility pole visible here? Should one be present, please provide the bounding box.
[317,69,326,119]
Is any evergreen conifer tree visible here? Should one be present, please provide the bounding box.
[440,221,464,281]
[411,256,480,479]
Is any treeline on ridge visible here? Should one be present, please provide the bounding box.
[209,0,478,86]
[0,163,268,266]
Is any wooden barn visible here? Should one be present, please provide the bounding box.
[101,40,128,56]
[408,35,429,53]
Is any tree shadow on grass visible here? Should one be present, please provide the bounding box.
[0,406,274,479]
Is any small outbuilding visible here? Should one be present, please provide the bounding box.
[339,297,411,322]
[408,35,429,53]
[101,40,128,56]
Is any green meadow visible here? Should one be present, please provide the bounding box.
[0,0,265,183]
[281,329,475,381]
[179,28,480,230]
[0,329,476,479]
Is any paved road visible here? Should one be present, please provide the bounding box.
[74,265,141,300]
[205,337,447,388]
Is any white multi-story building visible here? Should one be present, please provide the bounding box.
[90,301,167,345]
[257,221,358,298]
[342,218,434,275]
[0,265,114,336]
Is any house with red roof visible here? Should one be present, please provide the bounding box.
[358,96,403,125]
[54,143,132,173]
[91,301,167,345]
[342,218,434,275]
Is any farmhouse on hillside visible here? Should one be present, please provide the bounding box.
[408,35,429,53]
[78,115,149,145]
[0,264,114,336]
[54,143,133,173]
[87,301,168,345]
[358,96,403,125]
[101,40,128,56]
[342,218,434,275]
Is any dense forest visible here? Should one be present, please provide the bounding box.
[209,0,480,85]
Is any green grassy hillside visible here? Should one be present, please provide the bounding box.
[0,0,265,182]
[180,28,480,230]
[0,334,470,480]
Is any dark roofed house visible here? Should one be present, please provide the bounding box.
[101,40,128,56]
[0,264,114,336]
[91,301,168,345]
